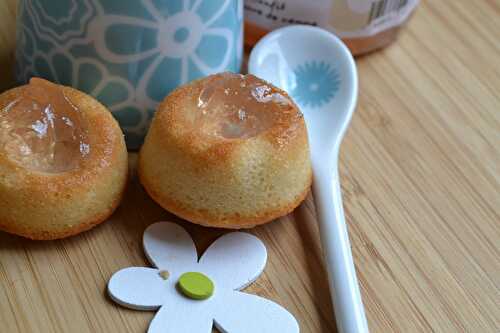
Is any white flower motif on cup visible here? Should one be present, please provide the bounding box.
[90,0,235,110]
[108,222,299,332]
[15,24,37,84]
[31,50,135,111]
[24,0,95,44]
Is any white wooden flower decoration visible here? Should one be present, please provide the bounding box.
[108,222,299,332]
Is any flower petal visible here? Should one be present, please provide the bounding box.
[73,58,135,110]
[148,303,213,333]
[95,79,133,108]
[213,291,299,333]
[196,0,230,28]
[145,57,183,103]
[191,28,233,74]
[105,23,158,56]
[143,222,198,271]
[148,301,213,333]
[90,15,160,63]
[194,30,229,68]
[199,232,266,290]
[108,267,168,310]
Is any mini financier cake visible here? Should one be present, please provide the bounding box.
[0,78,128,240]
[139,73,312,228]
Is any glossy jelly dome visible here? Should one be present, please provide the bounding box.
[195,73,294,139]
[0,78,89,173]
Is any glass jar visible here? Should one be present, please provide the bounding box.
[244,0,419,56]
[343,26,402,55]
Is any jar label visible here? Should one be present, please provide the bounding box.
[245,0,419,38]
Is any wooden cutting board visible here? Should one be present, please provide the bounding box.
[0,1,499,332]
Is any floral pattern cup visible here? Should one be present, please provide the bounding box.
[16,0,243,148]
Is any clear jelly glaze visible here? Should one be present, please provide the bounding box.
[0,78,89,173]
[195,73,294,139]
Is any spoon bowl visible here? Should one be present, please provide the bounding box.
[249,25,368,333]
[248,25,357,151]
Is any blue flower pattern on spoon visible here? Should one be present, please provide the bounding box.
[291,61,341,108]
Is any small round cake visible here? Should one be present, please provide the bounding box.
[139,73,312,228]
[0,78,128,240]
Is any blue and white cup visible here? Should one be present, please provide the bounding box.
[15,0,243,148]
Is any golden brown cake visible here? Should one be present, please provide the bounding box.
[139,73,312,228]
[0,78,128,240]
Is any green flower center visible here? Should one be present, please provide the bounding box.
[177,272,214,300]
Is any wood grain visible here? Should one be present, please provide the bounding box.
[1,1,499,332]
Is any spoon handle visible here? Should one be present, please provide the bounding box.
[312,159,369,333]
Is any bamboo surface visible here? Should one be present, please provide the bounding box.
[0,1,499,332]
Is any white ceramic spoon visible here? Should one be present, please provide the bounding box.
[249,25,369,333]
